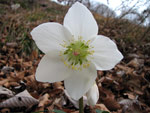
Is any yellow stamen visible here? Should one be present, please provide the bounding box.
[59,36,95,70]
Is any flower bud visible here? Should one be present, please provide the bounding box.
[86,83,99,106]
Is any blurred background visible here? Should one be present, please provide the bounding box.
[0,0,150,56]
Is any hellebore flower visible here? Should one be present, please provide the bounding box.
[64,83,99,108]
[86,83,99,106]
[31,2,123,101]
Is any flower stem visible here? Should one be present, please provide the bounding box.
[79,97,84,113]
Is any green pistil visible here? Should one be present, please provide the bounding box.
[64,40,90,66]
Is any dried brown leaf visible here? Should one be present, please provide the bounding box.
[95,104,110,112]
[38,93,50,107]
[123,93,136,100]
[127,58,144,69]
[0,86,14,100]
[119,99,142,113]
[0,90,39,108]
[53,82,64,90]
[103,97,121,111]
[99,87,120,111]
[6,42,18,48]
[1,66,14,74]
[0,108,10,113]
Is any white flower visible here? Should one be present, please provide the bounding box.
[11,3,20,10]
[64,83,99,108]
[31,2,123,101]
[86,83,99,106]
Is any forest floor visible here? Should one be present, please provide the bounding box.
[0,0,150,113]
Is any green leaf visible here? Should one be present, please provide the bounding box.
[53,109,66,113]
[96,109,109,113]
[31,111,48,113]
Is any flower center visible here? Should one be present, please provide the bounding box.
[60,37,94,70]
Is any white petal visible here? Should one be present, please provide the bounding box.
[64,90,88,109]
[64,64,97,100]
[63,2,98,41]
[31,22,72,53]
[86,83,99,106]
[35,52,72,83]
[91,35,123,70]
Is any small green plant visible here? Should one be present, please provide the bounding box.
[96,109,109,113]
[53,109,66,113]
[20,32,39,56]
[27,12,47,22]
[46,7,61,14]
